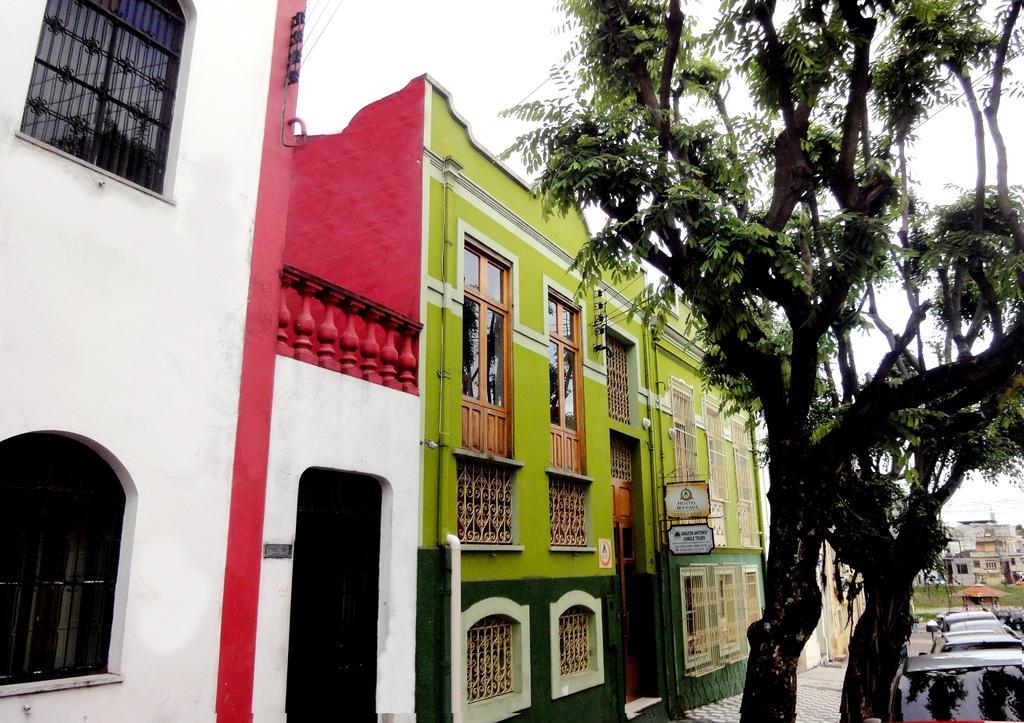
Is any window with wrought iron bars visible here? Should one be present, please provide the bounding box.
[549,476,587,547]
[456,458,513,545]
[1,433,125,686]
[732,420,759,548]
[704,401,729,547]
[669,380,699,480]
[466,615,514,703]
[558,606,592,677]
[679,564,761,677]
[605,336,630,425]
[21,0,185,192]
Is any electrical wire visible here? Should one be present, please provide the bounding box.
[301,0,345,69]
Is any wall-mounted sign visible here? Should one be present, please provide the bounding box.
[667,524,715,555]
[664,481,711,520]
[598,538,613,569]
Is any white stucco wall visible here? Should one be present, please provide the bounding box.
[0,1,278,720]
[252,357,420,723]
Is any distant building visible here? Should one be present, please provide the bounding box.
[944,521,1024,586]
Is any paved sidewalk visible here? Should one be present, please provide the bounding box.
[676,662,846,723]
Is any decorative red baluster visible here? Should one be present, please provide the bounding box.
[338,299,363,377]
[292,281,318,363]
[316,290,341,371]
[397,324,419,394]
[277,273,294,355]
[379,318,400,389]
[360,310,382,383]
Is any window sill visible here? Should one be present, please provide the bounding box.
[452,448,524,468]
[545,467,594,484]
[461,544,525,553]
[549,545,595,554]
[14,132,175,205]
[0,673,123,698]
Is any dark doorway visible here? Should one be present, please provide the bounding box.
[285,470,382,721]
[609,434,639,701]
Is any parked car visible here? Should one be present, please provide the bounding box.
[926,610,998,633]
[889,649,1024,721]
[930,630,1024,654]
[946,619,1018,636]
[997,609,1024,631]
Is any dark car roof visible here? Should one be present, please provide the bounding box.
[905,648,1024,673]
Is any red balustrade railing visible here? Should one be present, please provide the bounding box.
[277,266,421,395]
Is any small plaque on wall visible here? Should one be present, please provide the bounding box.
[598,538,613,569]
[263,543,293,559]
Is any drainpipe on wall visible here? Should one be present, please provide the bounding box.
[447,533,464,723]
[645,324,678,703]
[435,157,463,546]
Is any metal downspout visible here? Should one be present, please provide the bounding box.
[447,533,464,723]
[646,324,678,706]
[435,157,461,546]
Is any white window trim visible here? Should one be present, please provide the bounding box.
[462,598,531,722]
[549,591,605,699]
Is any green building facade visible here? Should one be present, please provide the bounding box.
[413,77,767,722]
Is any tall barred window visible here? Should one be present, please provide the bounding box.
[669,380,699,480]
[1,433,126,685]
[21,0,185,192]
[733,420,758,548]
[605,337,630,424]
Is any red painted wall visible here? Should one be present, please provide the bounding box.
[216,1,305,720]
[285,77,425,320]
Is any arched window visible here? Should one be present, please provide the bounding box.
[21,0,186,192]
[461,598,531,721]
[0,433,126,685]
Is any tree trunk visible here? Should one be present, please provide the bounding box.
[839,573,914,723]
[740,488,824,723]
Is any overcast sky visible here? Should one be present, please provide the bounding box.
[295,0,1024,526]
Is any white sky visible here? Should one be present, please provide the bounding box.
[295,0,1024,526]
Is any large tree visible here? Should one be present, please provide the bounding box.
[507,0,1024,719]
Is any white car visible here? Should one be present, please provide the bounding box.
[931,630,1024,654]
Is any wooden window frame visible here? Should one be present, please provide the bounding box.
[461,240,512,457]
[548,293,585,473]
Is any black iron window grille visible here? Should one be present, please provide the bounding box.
[0,433,126,686]
[21,0,185,192]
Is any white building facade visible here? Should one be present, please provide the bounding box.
[0,1,421,721]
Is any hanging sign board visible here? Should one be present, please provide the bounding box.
[664,481,711,520]
[668,524,715,555]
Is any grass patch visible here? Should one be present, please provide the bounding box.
[913,583,1024,615]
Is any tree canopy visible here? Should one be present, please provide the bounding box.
[507,0,1024,720]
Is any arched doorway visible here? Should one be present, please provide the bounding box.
[285,469,382,720]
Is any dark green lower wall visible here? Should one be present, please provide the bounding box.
[416,547,765,721]
[416,548,634,722]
